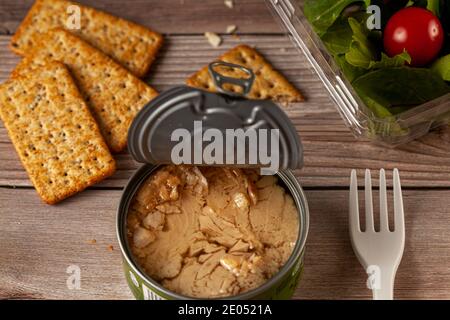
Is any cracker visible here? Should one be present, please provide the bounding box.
[13,29,159,153]
[10,0,163,77]
[0,62,116,204]
[186,45,304,104]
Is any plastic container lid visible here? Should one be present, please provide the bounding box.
[127,62,303,172]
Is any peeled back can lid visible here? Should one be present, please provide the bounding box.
[127,62,303,172]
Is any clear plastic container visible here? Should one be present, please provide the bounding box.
[267,0,450,146]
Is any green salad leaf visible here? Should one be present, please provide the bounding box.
[427,0,441,16]
[344,18,411,70]
[432,54,450,81]
[321,17,354,55]
[407,0,441,16]
[359,94,394,118]
[303,0,370,36]
[335,54,366,82]
[345,18,377,68]
[303,0,450,125]
[321,11,369,55]
[368,52,411,69]
[353,67,450,116]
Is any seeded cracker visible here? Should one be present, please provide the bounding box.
[186,45,304,104]
[10,0,163,77]
[0,62,116,204]
[13,29,158,153]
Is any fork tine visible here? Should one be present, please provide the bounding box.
[379,169,389,231]
[349,170,360,234]
[365,169,374,232]
[393,168,405,231]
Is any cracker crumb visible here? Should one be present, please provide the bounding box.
[224,0,234,9]
[204,32,222,48]
[226,25,237,34]
[88,239,97,244]
[107,245,114,251]
[279,101,289,108]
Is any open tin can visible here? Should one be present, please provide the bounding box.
[116,63,310,300]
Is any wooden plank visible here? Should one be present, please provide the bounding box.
[2,34,450,188]
[299,189,450,300]
[0,188,130,299]
[0,0,281,35]
[1,188,450,299]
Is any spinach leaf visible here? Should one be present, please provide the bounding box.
[427,0,441,16]
[321,17,354,55]
[368,52,411,69]
[344,18,411,69]
[432,54,450,81]
[408,0,441,16]
[353,67,450,115]
[304,0,370,36]
[360,94,394,118]
[321,11,370,55]
[305,0,449,124]
[345,17,377,68]
[335,54,367,82]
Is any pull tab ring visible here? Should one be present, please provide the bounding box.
[208,61,255,97]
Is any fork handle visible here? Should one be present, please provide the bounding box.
[371,268,395,300]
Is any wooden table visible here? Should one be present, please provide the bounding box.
[1,0,450,300]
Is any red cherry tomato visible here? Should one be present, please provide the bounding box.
[383,7,444,67]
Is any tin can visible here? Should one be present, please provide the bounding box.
[117,63,309,299]
[116,164,309,300]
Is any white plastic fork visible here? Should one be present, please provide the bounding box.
[349,169,405,300]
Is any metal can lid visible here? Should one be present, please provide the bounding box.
[127,63,303,173]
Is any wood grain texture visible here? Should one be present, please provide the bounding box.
[0,0,281,35]
[300,189,450,300]
[1,35,450,188]
[1,188,450,300]
[0,189,129,299]
[1,0,450,301]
